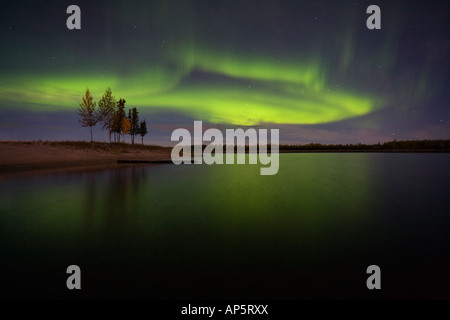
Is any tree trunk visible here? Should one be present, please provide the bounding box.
[141,136,143,145]
[90,126,93,143]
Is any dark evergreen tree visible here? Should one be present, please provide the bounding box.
[139,120,148,145]
[129,107,140,145]
[113,98,126,143]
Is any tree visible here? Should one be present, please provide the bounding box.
[128,107,140,145]
[113,98,126,143]
[78,88,98,143]
[122,117,131,143]
[98,87,116,143]
[139,120,148,145]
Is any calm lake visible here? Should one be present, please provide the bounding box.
[1,153,449,299]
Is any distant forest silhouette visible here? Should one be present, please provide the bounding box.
[194,140,450,153]
[278,139,450,151]
[2,140,449,153]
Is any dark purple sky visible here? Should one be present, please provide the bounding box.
[0,0,449,145]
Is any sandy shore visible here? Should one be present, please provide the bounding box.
[0,141,173,177]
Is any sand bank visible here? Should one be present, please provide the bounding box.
[0,141,172,176]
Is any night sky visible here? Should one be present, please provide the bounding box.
[0,0,449,144]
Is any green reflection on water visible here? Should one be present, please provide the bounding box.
[1,154,373,268]
[2,153,450,298]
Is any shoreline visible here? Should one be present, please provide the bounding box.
[1,141,449,177]
[0,141,172,177]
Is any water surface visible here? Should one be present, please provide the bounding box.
[1,153,449,298]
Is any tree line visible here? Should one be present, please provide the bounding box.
[279,140,450,151]
[78,88,148,144]
[187,139,449,154]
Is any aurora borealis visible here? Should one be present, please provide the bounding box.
[0,0,449,144]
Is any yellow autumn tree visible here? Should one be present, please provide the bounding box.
[122,117,131,143]
[77,88,98,143]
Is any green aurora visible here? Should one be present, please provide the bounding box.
[0,46,378,126]
[1,0,447,139]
